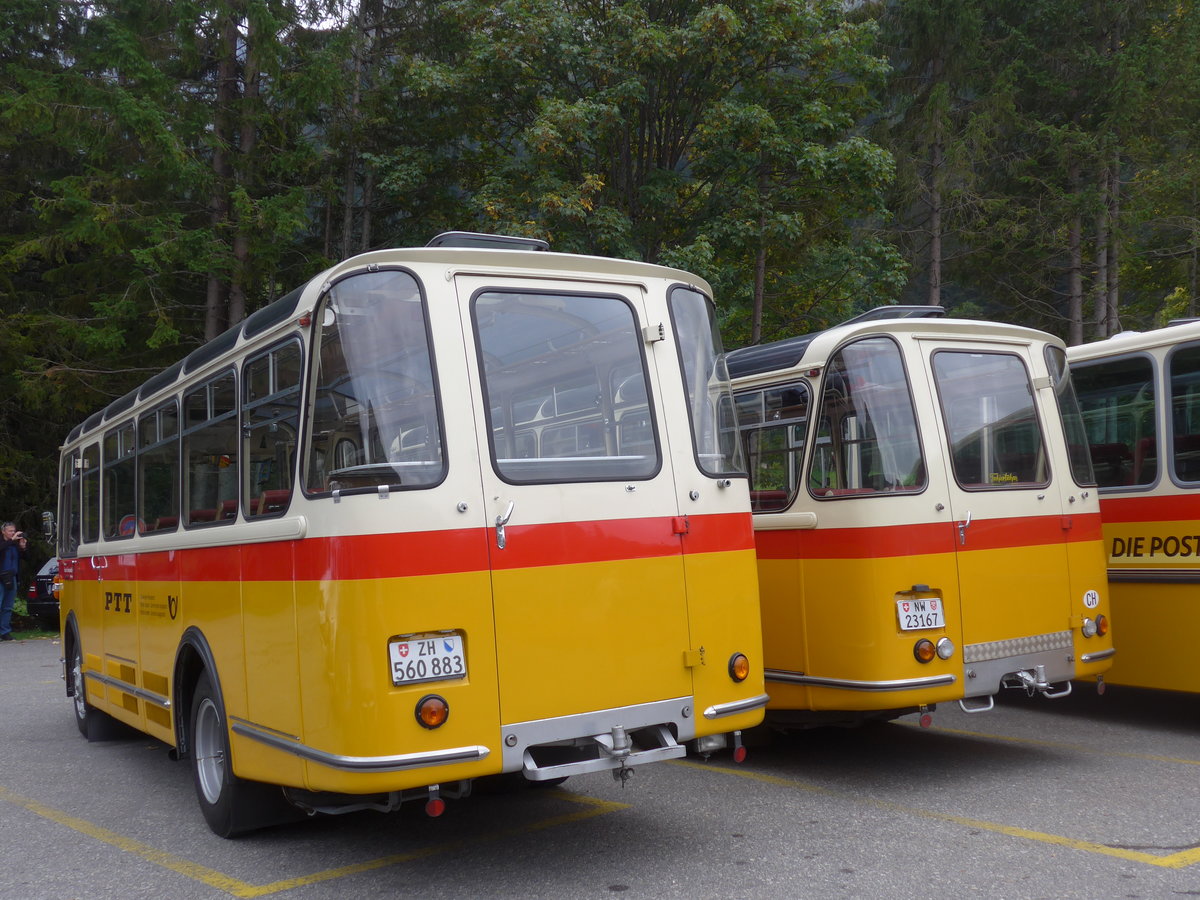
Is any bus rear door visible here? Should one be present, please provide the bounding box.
[921,340,1075,702]
[454,275,694,732]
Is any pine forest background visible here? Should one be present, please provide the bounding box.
[3,0,1199,530]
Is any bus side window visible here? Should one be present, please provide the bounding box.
[1170,345,1200,483]
[60,450,82,556]
[183,370,239,527]
[139,402,180,533]
[81,443,100,544]
[735,382,810,512]
[1072,354,1156,488]
[243,340,302,518]
[102,421,137,539]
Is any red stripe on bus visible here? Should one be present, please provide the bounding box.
[64,513,752,582]
[1098,493,1200,523]
[487,512,754,570]
[755,512,1101,560]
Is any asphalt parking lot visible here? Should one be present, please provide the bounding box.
[3,635,1200,899]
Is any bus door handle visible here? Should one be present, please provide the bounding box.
[957,511,972,545]
[495,501,516,550]
[89,556,108,582]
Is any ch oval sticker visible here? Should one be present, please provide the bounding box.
[1083,589,1100,609]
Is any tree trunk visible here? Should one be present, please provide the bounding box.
[1068,212,1083,346]
[204,9,241,340]
[1092,165,1109,340]
[229,14,259,326]
[927,138,942,307]
[1105,157,1120,335]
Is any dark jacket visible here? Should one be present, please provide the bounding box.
[0,536,25,586]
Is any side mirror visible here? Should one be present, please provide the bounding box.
[41,510,56,542]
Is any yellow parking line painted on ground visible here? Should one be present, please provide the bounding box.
[673,760,1200,870]
[0,785,627,897]
[901,720,1200,768]
[0,784,249,893]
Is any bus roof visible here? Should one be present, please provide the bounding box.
[66,238,712,444]
[726,307,1059,381]
[1067,319,1200,363]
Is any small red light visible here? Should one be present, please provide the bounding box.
[732,745,748,763]
[425,797,446,817]
[1095,614,1109,637]
[919,713,933,728]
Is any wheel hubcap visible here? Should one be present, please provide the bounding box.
[194,697,225,805]
[72,652,86,722]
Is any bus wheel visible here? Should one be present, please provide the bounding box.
[189,671,299,837]
[70,633,126,741]
[69,639,90,737]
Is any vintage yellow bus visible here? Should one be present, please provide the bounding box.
[726,307,1114,727]
[52,232,766,836]
[1069,320,1200,693]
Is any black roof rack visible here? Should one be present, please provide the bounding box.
[426,231,549,251]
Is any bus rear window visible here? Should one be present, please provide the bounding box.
[932,350,1048,489]
[474,290,659,483]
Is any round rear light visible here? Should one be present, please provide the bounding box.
[1095,614,1108,637]
[1081,617,1097,638]
[415,694,449,729]
[935,637,955,660]
[728,652,750,683]
[913,639,936,663]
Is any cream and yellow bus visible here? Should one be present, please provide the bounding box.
[52,232,766,836]
[1069,320,1200,693]
[726,307,1114,727]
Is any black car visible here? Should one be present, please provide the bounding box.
[25,558,60,630]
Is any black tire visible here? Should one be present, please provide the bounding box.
[69,630,130,741]
[69,637,90,737]
[188,670,299,837]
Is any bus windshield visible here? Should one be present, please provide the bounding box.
[669,287,744,476]
[305,269,445,493]
[808,337,925,496]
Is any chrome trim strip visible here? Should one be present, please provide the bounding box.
[230,720,489,772]
[81,670,171,709]
[702,692,770,719]
[765,669,956,692]
[1080,647,1117,663]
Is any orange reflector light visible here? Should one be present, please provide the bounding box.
[728,652,750,683]
[415,694,449,729]
[1095,614,1108,637]
[913,639,936,663]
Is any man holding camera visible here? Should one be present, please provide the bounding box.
[0,521,28,642]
